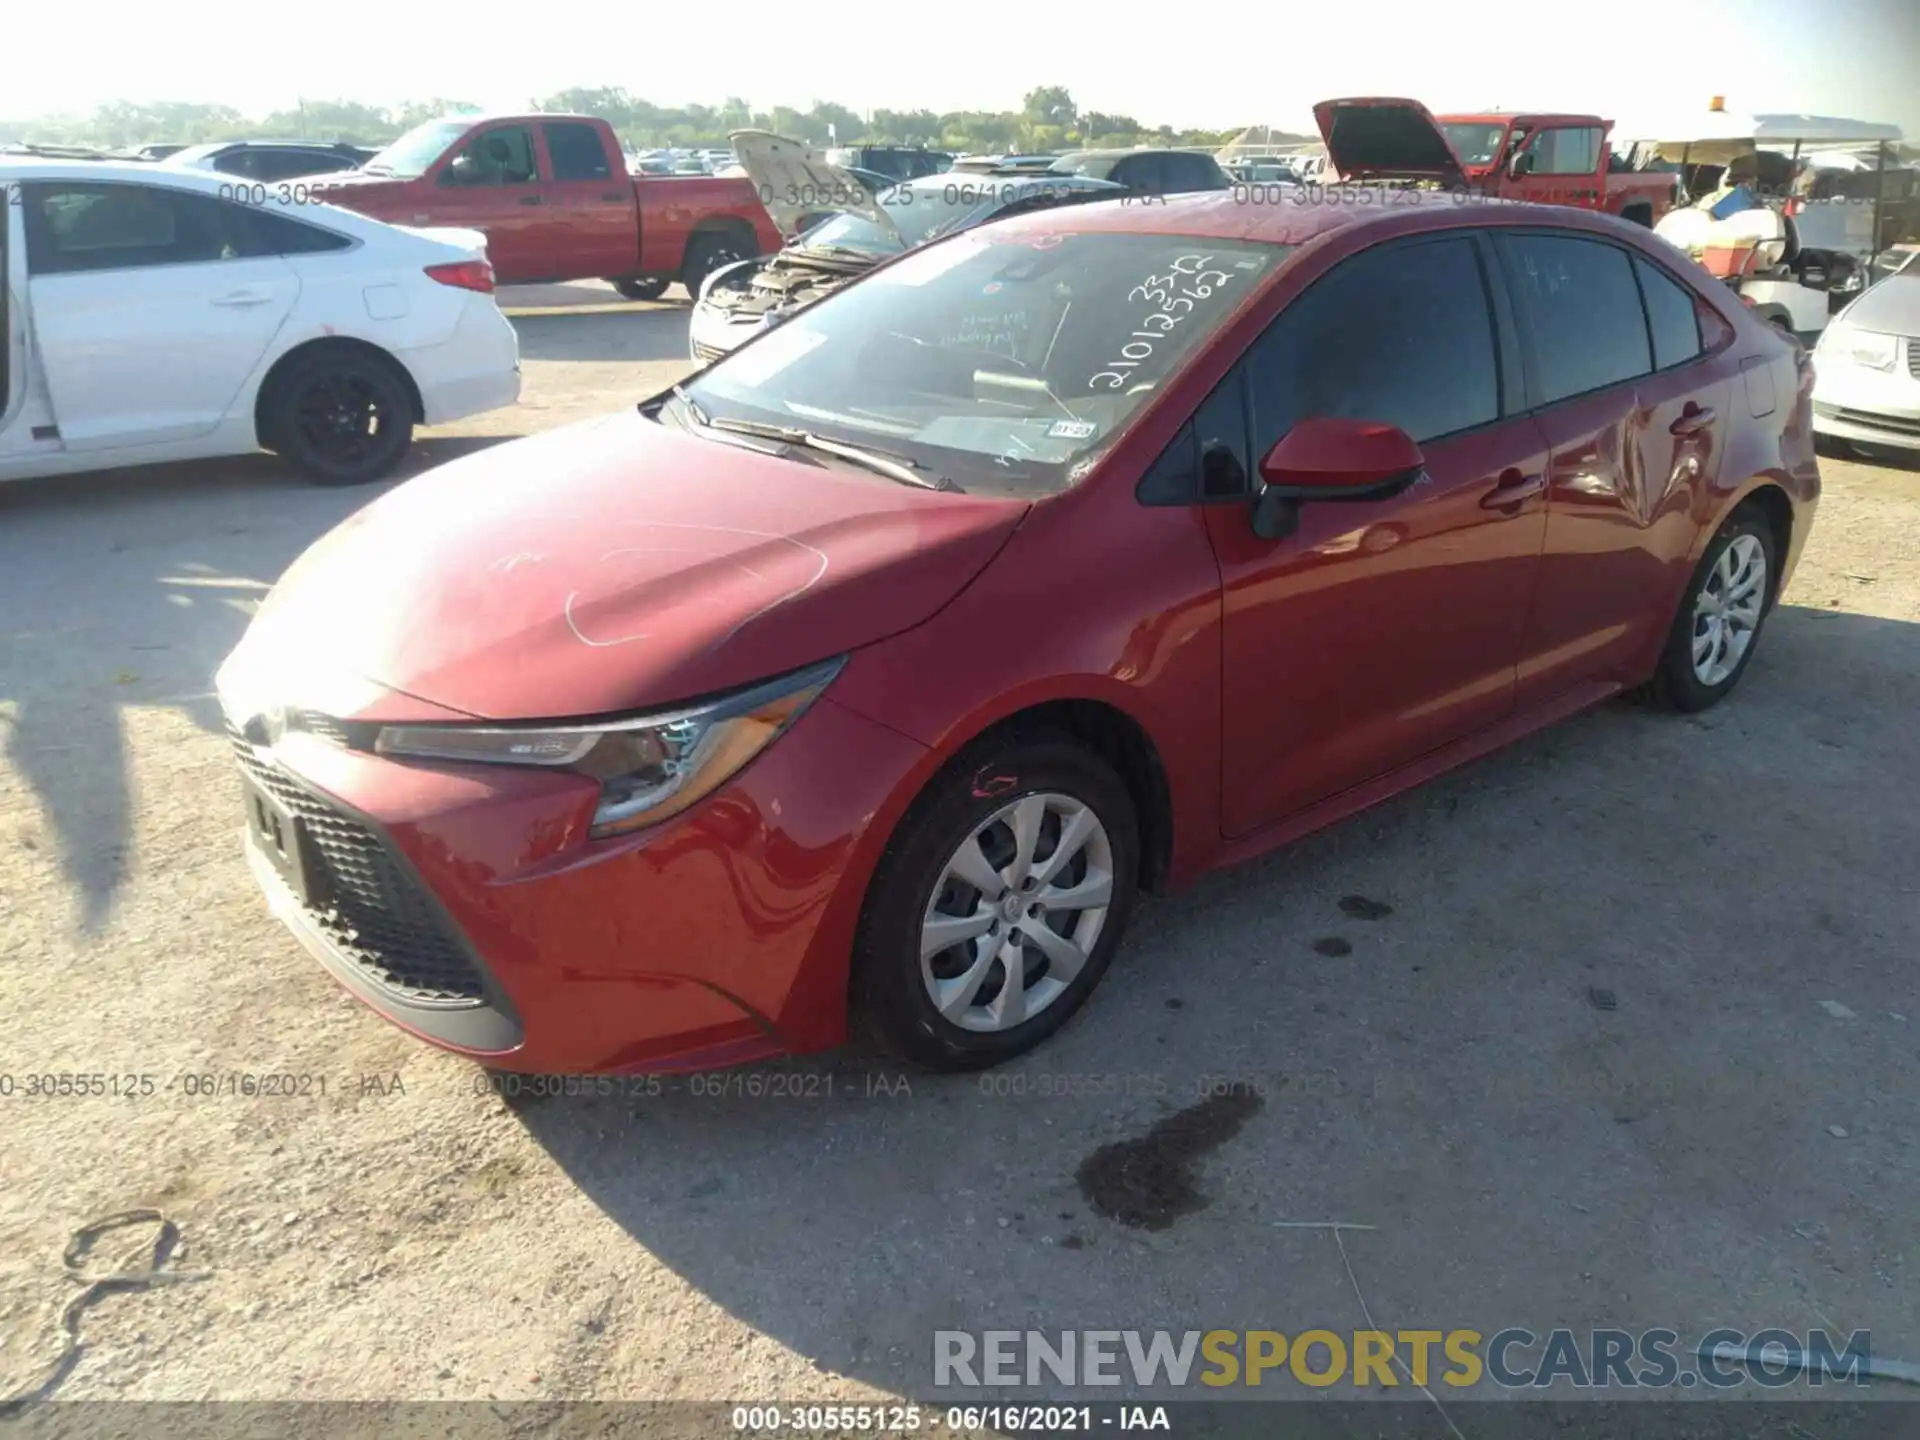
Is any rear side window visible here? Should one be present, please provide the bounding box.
[251,151,355,182]
[1499,233,1652,404]
[1163,153,1228,192]
[1111,154,1164,192]
[1248,235,1501,449]
[23,182,250,274]
[545,122,611,181]
[1634,255,1703,369]
[244,207,354,255]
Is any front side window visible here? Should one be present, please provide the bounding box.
[23,182,251,275]
[1248,235,1501,453]
[441,126,538,186]
[1520,127,1603,177]
[545,122,611,181]
[1498,232,1652,405]
[684,230,1286,496]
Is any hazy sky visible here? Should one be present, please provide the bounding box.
[15,0,1920,135]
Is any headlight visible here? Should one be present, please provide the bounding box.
[1824,326,1897,372]
[372,657,842,839]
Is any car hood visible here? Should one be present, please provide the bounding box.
[729,129,899,242]
[226,411,1027,722]
[1313,97,1467,184]
[1834,273,1920,335]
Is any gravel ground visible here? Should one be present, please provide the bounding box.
[2,286,1918,1418]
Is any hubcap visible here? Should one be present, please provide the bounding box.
[1691,534,1767,686]
[919,792,1115,1034]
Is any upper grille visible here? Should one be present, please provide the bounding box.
[1907,338,1919,381]
[691,338,727,365]
[229,727,487,1004]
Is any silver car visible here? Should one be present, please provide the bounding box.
[1812,249,1920,457]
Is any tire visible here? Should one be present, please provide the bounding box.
[1647,510,1778,712]
[264,349,414,486]
[1622,205,1653,228]
[681,230,753,300]
[853,733,1141,1072]
[611,276,668,302]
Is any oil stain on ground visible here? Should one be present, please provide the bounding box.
[1339,895,1394,920]
[1075,1085,1265,1231]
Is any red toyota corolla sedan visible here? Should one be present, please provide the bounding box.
[217,191,1818,1074]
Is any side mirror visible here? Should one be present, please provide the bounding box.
[442,155,477,185]
[1249,417,1426,541]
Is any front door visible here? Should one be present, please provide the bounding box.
[1505,125,1607,209]
[426,123,548,282]
[1206,232,1551,837]
[19,180,298,452]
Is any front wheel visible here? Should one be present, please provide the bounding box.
[610,276,668,302]
[853,735,1141,1071]
[265,351,414,486]
[1647,511,1778,711]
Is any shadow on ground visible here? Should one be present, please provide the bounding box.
[0,435,515,931]
[506,606,1920,1401]
[510,308,697,365]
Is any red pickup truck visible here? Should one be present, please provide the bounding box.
[314,113,781,299]
[1314,97,1679,226]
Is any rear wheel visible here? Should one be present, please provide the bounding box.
[610,276,668,302]
[681,231,753,300]
[264,350,414,486]
[1647,511,1778,712]
[854,734,1141,1072]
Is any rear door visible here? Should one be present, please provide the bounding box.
[538,120,637,281]
[1494,229,1730,702]
[426,122,546,281]
[20,179,298,451]
[1204,231,1552,835]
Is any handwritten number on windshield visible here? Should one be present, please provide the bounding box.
[1094,254,1237,391]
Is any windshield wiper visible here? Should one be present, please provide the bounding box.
[670,383,709,427]
[707,418,956,491]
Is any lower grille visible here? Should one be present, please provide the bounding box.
[691,338,727,364]
[229,728,487,1004]
[1907,339,1920,381]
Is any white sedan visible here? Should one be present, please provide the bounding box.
[1812,254,1920,458]
[1,157,520,486]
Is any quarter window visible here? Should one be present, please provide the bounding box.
[1498,233,1652,404]
[1248,235,1501,451]
[1633,255,1704,370]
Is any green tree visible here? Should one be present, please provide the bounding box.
[1021,86,1077,130]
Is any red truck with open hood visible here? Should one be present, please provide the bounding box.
[1314,97,1678,226]
[313,113,781,298]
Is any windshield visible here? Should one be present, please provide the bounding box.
[683,229,1287,496]
[361,119,474,178]
[1439,122,1510,167]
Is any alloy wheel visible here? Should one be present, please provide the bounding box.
[919,792,1115,1033]
[1691,533,1767,686]
[294,373,394,471]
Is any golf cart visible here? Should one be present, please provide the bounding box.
[1625,104,1907,342]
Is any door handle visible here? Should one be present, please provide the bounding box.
[1669,405,1716,436]
[1480,469,1546,509]
[210,290,273,307]
[518,196,544,206]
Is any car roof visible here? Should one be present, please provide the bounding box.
[972,188,1600,248]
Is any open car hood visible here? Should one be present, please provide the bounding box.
[1313,97,1467,184]
[729,129,899,242]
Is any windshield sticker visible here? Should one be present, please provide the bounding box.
[1048,419,1098,440]
[1089,253,1240,391]
[718,327,827,387]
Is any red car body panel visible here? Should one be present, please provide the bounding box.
[221,192,1818,1072]
[314,113,781,286]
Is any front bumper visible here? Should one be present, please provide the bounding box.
[1811,341,1920,450]
[229,696,926,1073]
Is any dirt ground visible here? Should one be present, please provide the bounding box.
[2,282,1919,1418]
